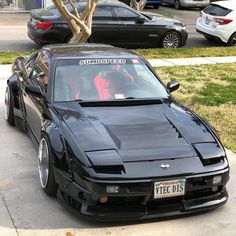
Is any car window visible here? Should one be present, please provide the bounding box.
[113,6,139,20]
[203,4,232,16]
[93,6,113,19]
[25,53,38,76]
[30,51,49,91]
[54,58,168,102]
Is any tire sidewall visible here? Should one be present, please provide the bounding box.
[175,0,180,10]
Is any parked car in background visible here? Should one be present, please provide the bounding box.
[0,0,7,8]
[196,0,236,46]
[28,0,188,48]
[5,44,229,221]
[120,0,163,9]
[163,0,210,10]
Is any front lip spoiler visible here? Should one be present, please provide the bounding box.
[57,189,228,222]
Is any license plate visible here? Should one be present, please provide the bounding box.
[154,179,185,199]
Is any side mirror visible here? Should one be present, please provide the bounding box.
[136,16,146,24]
[167,80,180,93]
[25,85,45,99]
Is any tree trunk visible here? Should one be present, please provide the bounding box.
[130,0,147,11]
[52,0,98,43]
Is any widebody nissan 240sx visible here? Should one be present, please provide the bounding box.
[5,44,229,221]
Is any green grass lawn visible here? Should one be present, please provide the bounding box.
[0,51,29,64]
[156,63,236,152]
[135,47,236,59]
[1,47,236,64]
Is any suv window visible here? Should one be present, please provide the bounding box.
[113,6,139,20]
[203,4,232,16]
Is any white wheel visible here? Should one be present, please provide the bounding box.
[38,134,58,196]
[38,138,49,189]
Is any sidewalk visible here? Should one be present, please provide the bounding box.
[148,56,236,67]
[1,55,236,80]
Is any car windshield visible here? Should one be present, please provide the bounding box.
[54,58,168,102]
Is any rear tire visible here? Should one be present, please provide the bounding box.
[64,34,73,43]
[5,85,15,126]
[174,0,181,10]
[227,32,236,46]
[161,31,181,48]
[38,133,58,196]
[154,4,160,9]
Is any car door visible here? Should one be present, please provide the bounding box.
[112,6,156,47]
[22,51,49,142]
[26,52,50,141]
[90,5,123,46]
[19,52,38,134]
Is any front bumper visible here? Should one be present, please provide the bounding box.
[55,168,229,221]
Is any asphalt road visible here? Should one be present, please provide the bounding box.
[0,66,236,236]
[0,6,224,52]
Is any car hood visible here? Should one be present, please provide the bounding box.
[54,100,217,162]
[142,12,183,25]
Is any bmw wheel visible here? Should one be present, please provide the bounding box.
[5,85,15,126]
[161,31,181,48]
[228,32,236,46]
[174,0,181,10]
[38,134,57,196]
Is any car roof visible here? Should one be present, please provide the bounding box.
[211,0,236,10]
[67,0,128,8]
[42,43,140,59]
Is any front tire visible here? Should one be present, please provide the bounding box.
[174,0,181,10]
[227,32,236,46]
[5,85,15,126]
[38,134,57,196]
[161,31,181,48]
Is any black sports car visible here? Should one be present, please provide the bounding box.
[5,44,229,221]
[27,0,187,48]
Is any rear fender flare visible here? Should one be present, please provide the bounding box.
[7,73,21,110]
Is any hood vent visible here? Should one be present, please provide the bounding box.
[106,120,187,151]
